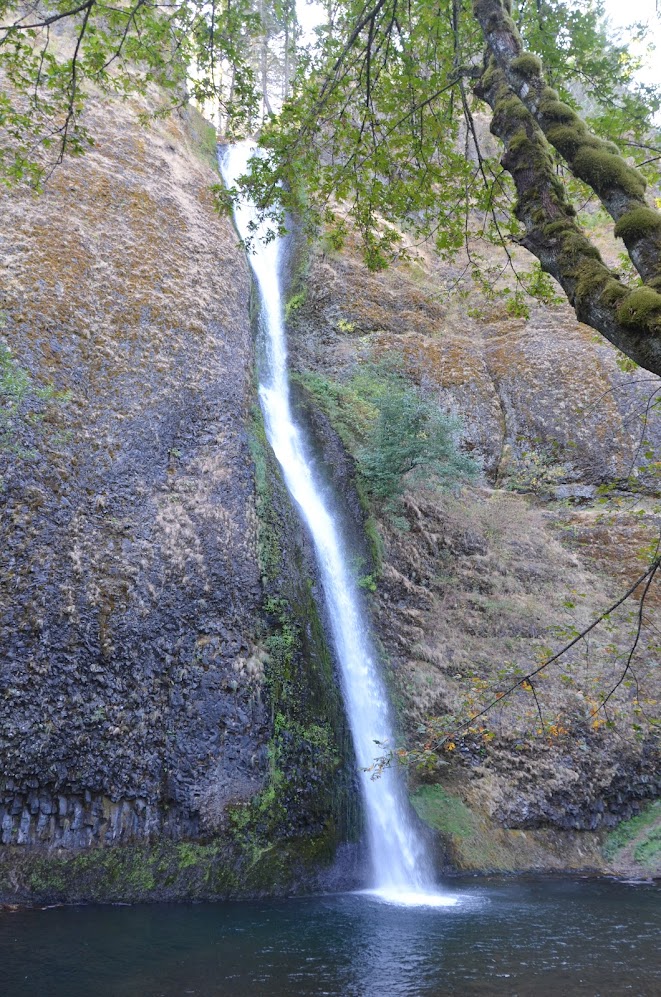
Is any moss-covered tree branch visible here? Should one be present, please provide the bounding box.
[475,62,661,377]
[473,0,661,291]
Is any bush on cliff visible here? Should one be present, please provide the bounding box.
[295,363,477,502]
[358,378,477,501]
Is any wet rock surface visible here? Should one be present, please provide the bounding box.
[0,97,268,848]
[2,99,660,891]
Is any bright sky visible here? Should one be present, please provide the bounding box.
[601,0,660,88]
[298,1,661,86]
[297,1,324,45]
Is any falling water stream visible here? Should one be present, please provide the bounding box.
[220,141,450,905]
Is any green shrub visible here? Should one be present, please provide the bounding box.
[357,373,477,501]
[296,363,477,503]
[0,340,71,460]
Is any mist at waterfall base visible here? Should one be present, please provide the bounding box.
[219,140,449,905]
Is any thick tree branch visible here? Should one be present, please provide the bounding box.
[473,0,661,292]
[475,62,661,377]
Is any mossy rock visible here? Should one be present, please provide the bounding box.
[603,799,661,876]
[183,106,220,174]
[412,785,477,839]
[412,784,606,874]
[411,784,513,871]
[0,832,344,904]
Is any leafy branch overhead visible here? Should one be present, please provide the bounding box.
[0,0,261,183]
[247,0,661,375]
[2,0,661,373]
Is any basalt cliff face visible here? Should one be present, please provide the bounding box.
[0,97,263,847]
[287,230,661,879]
[0,97,356,901]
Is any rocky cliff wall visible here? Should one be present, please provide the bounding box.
[0,96,358,901]
[2,88,659,896]
[287,231,661,879]
[0,93,265,852]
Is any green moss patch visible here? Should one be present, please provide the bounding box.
[0,340,71,464]
[614,207,661,243]
[573,148,646,199]
[603,800,661,868]
[616,286,661,330]
[249,407,282,583]
[539,99,577,125]
[545,125,601,159]
[412,784,605,874]
[511,53,543,78]
[184,106,219,174]
[0,833,341,904]
[411,784,512,870]
[412,785,477,839]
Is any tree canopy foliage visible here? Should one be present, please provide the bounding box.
[243,0,661,375]
[249,1,659,257]
[2,1,661,372]
[0,0,264,183]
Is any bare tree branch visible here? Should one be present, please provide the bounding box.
[435,554,661,748]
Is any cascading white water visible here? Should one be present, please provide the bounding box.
[221,141,453,905]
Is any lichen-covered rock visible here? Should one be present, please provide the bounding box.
[291,236,661,490]
[0,95,268,850]
[0,93,362,902]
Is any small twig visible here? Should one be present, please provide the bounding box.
[591,551,661,717]
[438,556,661,746]
[527,678,546,734]
[0,0,94,34]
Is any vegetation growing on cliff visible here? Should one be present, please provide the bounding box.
[295,363,476,504]
[2,0,661,894]
[240,406,358,873]
[0,338,70,465]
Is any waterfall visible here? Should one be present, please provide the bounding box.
[220,141,451,905]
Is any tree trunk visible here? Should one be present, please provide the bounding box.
[474,61,661,377]
[472,0,661,377]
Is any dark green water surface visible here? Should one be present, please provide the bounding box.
[1,878,659,996]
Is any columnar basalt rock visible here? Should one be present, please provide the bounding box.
[0,95,270,857]
[0,96,358,902]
